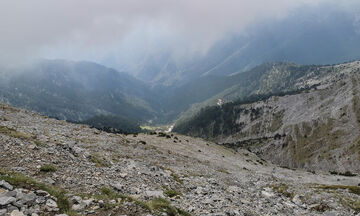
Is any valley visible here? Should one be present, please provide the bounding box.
[2,1,360,216]
[0,102,360,215]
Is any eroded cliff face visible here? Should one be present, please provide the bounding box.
[179,61,360,173]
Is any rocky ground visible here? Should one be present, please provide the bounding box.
[0,103,360,215]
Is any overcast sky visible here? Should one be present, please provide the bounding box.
[0,0,358,67]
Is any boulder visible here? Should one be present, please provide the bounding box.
[0,180,13,191]
[0,196,16,206]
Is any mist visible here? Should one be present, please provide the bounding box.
[0,1,327,65]
[1,0,360,73]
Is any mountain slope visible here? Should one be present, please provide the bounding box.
[174,62,325,123]
[0,59,159,122]
[174,61,360,173]
[1,102,360,215]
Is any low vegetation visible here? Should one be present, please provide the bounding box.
[0,125,45,147]
[0,169,72,214]
[40,164,57,172]
[163,186,182,198]
[271,183,295,199]
[91,153,110,167]
[0,125,31,141]
[317,184,360,196]
[173,84,319,139]
[97,187,190,216]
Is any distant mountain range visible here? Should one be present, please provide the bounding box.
[0,60,159,122]
[0,59,359,129]
[124,5,360,85]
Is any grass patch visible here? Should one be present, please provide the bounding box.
[288,118,345,166]
[344,199,360,213]
[91,153,110,167]
[163,167,184,184]
[96,187,190,215]
[269,110,284,132]
[217,168,230,174]
[271,183,295,199]
[33,140,46,147]
[95,187,152,212]
[149,198,178,215]
[171,172,183,184]
[40,164,57,172]
[0,169,70,213]
[0,125,32,140]
[0,125,46,147]
[317,184,360,196]
[163,186,182,198]
[149,198,191,216]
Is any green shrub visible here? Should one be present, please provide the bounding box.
[40,164,57,172]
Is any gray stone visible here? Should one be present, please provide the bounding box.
[72,204,84,211]
[10,210,24,216]
[7,206,18,213]
[261,190,275,199]
[292,195,303,206]
[71,196,82,204]
[119,173,127,178]
[12,201,23,208]
[0,209,7,216]
[202,198,212,204]
[15,191,24,200]
[35,190,49,196]
[98,200,104,207]
[82,199,93,207]
[11,167,27,172]
[35,196,46,204]
[324,212,337,216]
[0,180,13,191]
[0,196,16,205]
[111,182,124,191]
[4,191,17,199]
[45,178,55,185]
[46,199,58,208]
[145,190,164,198]
[20,192,36,205]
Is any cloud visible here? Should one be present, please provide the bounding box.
[0,0,353,67]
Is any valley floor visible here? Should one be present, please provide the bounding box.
[0,103,360,215]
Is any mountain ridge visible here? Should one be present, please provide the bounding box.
[174,60,360,173]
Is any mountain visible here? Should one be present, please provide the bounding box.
[1,102,360,215]
[129,5,360,85]
[0,59,159,122]
[173,62,327,122]
[174,60,360,173]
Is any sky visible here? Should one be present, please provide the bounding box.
[0,0,357,68]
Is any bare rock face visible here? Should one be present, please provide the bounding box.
[0,99,360,215]
[176,61,360,174]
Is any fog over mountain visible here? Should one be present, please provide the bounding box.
[1,0,360,124]
[2,3,360,215]
[1,0,356,70]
